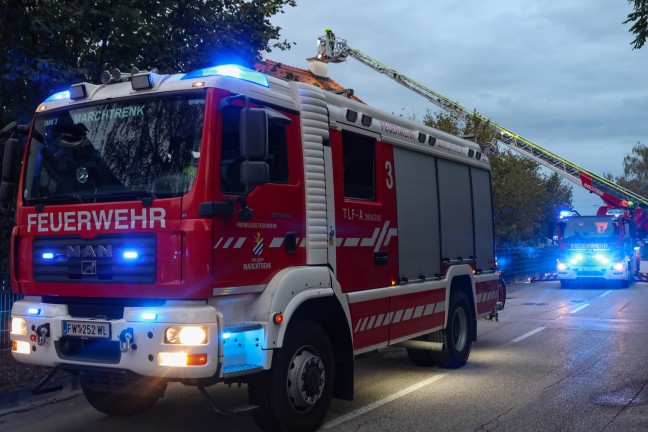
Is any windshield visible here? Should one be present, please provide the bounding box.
[562,216,618,242]
[23,93,205,204]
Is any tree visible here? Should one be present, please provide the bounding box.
[625,0,648,49]
[425,110,573,245]
[490,152,572,244]
[606,141,648,198]
[0,0,296,290]
[0,0,296,126]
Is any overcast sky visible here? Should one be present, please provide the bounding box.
[267,1,648,215]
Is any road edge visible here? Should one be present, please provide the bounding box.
[0,376,81,417]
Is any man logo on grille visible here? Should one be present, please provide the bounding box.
[82,261,97,275]
[253,232,264,256]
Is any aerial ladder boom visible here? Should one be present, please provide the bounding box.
[316,30,648,209]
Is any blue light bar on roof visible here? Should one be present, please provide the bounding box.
[44,90,71,102]
[181,64,269,87]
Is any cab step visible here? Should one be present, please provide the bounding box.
[222,363,263,378]
[198,386,257,416]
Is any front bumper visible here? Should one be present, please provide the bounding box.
[556,266,629,281]
[10,297,221,379]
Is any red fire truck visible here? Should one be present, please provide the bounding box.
[4,64,498,431]
[555,208,639,288]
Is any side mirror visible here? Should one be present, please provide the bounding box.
[2,138,21,182]
[1,138,20,204]
[240,160,269,189]
[240,107,268,161]
[0,181,15,202]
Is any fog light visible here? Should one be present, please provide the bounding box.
[157,352,207,367]
[11,318,27,335]
[187,354,208,366]
[13,340,30,354]
[158,352,187,367]
[557,263,568,271]
[165,326,208,345]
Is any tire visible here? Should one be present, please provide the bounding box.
[497,278,507,310]
[427,290,473,369]
[81,376,164,416]
[249,320,334,432]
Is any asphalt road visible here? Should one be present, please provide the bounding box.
[2,279,648,432]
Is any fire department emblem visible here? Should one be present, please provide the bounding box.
[253,232,264,256]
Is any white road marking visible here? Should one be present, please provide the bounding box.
[600,290,612,298]
[570,303,590,314]
[321,374,449,429]
[511,327,546,343]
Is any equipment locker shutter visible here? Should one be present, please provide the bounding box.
[437,158,474,262]
[393,147,440,280]
[471,167,495,271]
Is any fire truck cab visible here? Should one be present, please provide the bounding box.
[555,210,638,288]
[4,64,498,431]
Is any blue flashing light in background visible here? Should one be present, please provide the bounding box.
[27,308,41,315]
[123,251,139,260]
[140,312,157,321]
[44,90,71,102]
[222,332,232,339]
[181,64,269,87]
[42,252,54,260]
[559,210,573,218]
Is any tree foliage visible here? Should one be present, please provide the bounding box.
[625,0,648,49]
[0,0,295,286]
[425,110,573,245]
[0,0,296,125]
[606,141,648,198]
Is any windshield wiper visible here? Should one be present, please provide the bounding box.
[93,190,158,206]
[28,194,86,210]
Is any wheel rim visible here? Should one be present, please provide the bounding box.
[286,345,326,412]
[451,306,468,352]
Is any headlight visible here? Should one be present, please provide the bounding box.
[165,326,208,345]
[11,318,27,335]
[613,262,625,271]
[594,254,610,264]
[569,254,584,265]
[557,263,568,271]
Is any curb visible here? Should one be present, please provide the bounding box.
[0,376,81,417]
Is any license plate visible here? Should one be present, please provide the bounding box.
[62,320,111,338]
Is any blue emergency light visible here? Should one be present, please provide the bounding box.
[122,251,139,260]
[44,90,71,102]
[181,64,269,87]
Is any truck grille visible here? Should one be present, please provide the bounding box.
[55,337,121,364]
[33,234,156,283]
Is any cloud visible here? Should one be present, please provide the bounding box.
[270,0,648,186]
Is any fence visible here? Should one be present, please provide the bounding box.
[1,273,20,353]
[495,245,559,281]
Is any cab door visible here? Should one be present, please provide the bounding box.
[211,99,306,292]
[330,127,398,349]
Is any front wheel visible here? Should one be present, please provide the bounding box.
[560,279,573,288]
[81,375,165,416]
[249,321,334,432]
